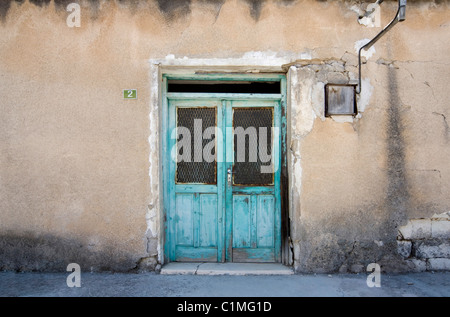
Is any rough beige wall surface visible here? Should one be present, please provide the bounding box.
[289,1,450,273]
[0,0,449,272]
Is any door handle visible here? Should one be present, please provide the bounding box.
[227,167,235,186]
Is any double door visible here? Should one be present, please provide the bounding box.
[166,97,281,262]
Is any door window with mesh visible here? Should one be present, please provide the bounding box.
[176,107,217,184]
[233,108,274,186]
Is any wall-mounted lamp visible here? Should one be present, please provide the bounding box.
[356,0,407,94]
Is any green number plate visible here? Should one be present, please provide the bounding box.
[123,89,137,99]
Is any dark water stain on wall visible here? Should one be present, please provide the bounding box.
[199,0,225,5]
[1,0,102,21]
[385,58,410,231]
[0,1,13,21]
[1,0,274,23]
[29,0,51,7]
[199,0,225,21]
[242,0,266,21]
[278,0,298,5]
[86,0,100,18]
[0,0,24,22]
[0,231,139,272]
[54,0,74,9]
[156,0,191,20]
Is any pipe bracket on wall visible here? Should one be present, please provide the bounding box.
[356,0,407,94]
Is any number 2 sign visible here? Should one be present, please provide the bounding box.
[123,89,137,99]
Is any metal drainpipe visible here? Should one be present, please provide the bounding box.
[356,0,407,94]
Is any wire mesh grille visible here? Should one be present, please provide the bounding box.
[233,108,273,185]
[176,107,217,184]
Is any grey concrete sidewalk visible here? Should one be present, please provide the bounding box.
[0,270,449,297]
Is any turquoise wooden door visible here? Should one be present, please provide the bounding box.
[225,100,281,262]
[167,97,281,263]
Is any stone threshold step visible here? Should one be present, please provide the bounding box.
[160,262,294,275]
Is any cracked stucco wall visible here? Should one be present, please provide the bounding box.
[285,1,450,273]
[0,0,449,272]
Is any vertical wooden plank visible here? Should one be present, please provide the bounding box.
[199,194,218,247]
[225,100,234,261]
[274,100,282,262]
[279,76,289,265]
[193,193,200,248]
[167,99,177,260]
[257,195,275,248]
[250,194,257,248]
[217,101,225,262]
[280,77,288,168]
[175,194,194,246]
[162,75,170,262]
[232,195,251,248]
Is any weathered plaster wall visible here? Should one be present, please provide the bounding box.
[0,0,449,272]
[288,1,450,273]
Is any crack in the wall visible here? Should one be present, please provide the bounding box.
[194,262,205,275]
[199,0,225,23]
[409,168,442,179]
[424,81,437,101]
[346,241,357,260]
[432,112,450,141]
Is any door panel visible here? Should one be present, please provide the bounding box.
[257,195,275,248]
[230,193,277,262]
[175,194,194,246]
[174,193,219,262]
[231,194,275,249]
[199,194,218,247]
[232,195,251,248]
